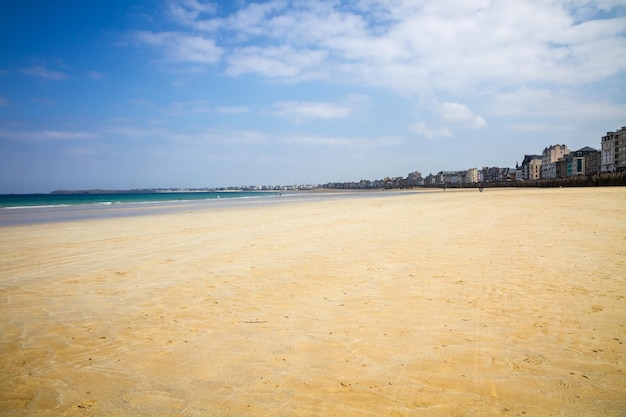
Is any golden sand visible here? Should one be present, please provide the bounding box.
[1,187,625,416]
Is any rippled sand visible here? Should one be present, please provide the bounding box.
[1,187,624,416]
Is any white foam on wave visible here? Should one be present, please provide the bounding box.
[3,204,71,210]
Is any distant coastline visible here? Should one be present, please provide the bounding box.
[48,170,626,196]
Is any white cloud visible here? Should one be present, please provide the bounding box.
[0,129,98,141]
[283,134,354,147]
[106,126,169,138]
[408,101,484,139]
[147,0,626,93]
[225,45,327,80]
[439,102,486,129]
[104,122,399,150]
[199,1,289,34]
[19,66,68,80]
[169,129,270,146]
[133,31,223,64]
[409,122,452,140]
[167,0,217,26]
[104,125,272,147]
[272,101,352,119]
[161,101,251,116]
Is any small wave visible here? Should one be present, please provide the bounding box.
[3,204,71,210]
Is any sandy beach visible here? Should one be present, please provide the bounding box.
[1,187,624,416]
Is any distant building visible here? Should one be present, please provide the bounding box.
[424,174,437,186]
[435,170,478,185]
[497,167,516,181]
[601,126,626,173]
[601,131,616,173]
[615,126,626,172]
[466,168,479,183]
[585,150,602,175]
[436,171,461,185]
[481,167,500,183]
[519,155,542,181]
[406,171,423,186]
[358,179,372,189]
[542,144,570,179]
[556,158,568,179]
[566,146,597,177]
[529,157,542,180]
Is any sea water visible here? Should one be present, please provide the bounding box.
[0,191,277,209]
[0,191,286,226]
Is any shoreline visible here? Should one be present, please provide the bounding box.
[1,187,624,416]
[0,189,421,227]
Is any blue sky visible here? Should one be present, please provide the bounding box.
[1,0,625,193]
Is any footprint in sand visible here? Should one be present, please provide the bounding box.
[77,399,96,409]
[523,354,543,366]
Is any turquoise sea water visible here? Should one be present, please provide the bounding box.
[0,191,273,209]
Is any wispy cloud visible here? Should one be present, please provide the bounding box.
[284,134,355,147]
[19,66,68,80]
[106,125,169,139]
[408,101,485,139]
[0,97,9,106]
[166,100,212,116]
[169,129,271,146]
[132,31,223,64]
[226,45,328,81]
[216,106,250,114]
[87,71,106,80]
[104,123,400,150]
[271,101,352,120]
[0,129,98,141]
[283,134,403,149]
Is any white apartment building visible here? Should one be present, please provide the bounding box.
[601,131,616,173]
[541,144,570,179]
[466,168,479,183]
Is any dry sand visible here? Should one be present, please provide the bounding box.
[1,187,624,416]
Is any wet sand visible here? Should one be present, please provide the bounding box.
[1,187,624,416]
